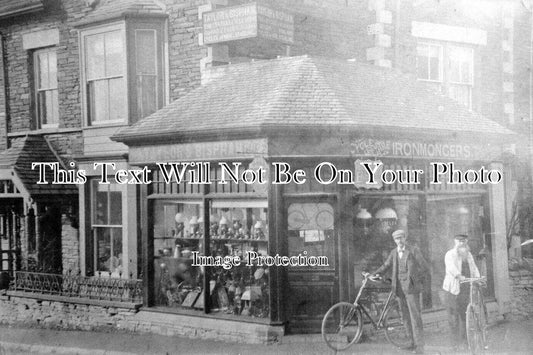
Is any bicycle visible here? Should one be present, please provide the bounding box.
[321,272,413,352]
[461,276,488,354]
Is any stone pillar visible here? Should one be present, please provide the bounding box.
[488,162,511,315]
[61,213,79,274]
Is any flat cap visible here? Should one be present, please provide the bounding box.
[454,234,468,240]
[392,229,406,238]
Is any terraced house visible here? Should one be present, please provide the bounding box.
[0,0,531,343]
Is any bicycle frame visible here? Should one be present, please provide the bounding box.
[353,275,396,330]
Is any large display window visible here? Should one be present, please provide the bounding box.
[151,199,270,318]
[352,193,493,310]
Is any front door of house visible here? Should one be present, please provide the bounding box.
[285,200,338,333]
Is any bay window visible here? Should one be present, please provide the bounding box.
[80,19,165,126]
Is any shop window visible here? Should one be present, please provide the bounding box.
[80,21,165,126]
[151,200,270,318]
[287,202,335,269]
[91,180,123,276]
[353,194,493,310]
[34,48,59,128]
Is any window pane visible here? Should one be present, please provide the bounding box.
[96,228,111,272]
[37,52,49,88]
[429,56,440,81]
[287,203,334,269]
[45,90,54,124]
[109,190,122,225]
[89,80,110,123]
[137,75,157,118]
[109,78,126,121]
[94,183,109,225]
[48,51,57,88]
[111,228,123,273]
[136,30,156,75]
[86,34,105,80]
[417,54,429,80]
[51,89,59,124]
[105,31,124,77]
[449,47,472,84]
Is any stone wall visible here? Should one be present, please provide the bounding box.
[0,295,283,344]
[508,270,533,319]
[61,214,79,274]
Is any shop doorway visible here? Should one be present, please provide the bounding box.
[285,199,338,333]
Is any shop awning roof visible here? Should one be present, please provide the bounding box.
[113,55,515,144]
[75,0,166,27]
[0,135,77,197]
[0,0,43,20]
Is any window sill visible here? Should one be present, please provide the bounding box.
[8,127,82,137]
[6,290,142,310]
[83,123,129,131]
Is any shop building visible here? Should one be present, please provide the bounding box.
[112,55,514,334]
[0,0,529,342]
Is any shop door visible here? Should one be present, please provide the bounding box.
[285,201,338,333]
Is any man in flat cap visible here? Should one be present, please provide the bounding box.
[372,229,429,354]
[442,234,480,350]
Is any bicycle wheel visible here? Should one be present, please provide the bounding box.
[383,297,413,349]
[321,302,363,351]
[466,303,484,354]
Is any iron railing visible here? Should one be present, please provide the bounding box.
[10,271,143,304]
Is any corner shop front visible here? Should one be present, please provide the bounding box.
[113,56,513,334]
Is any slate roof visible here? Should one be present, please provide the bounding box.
[113,55,514,144]
[76,0,166,27]
[0,0,43,19]
[0,135,77,196]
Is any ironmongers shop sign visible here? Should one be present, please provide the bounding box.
[202,3,294,45]
[350,138,501,161]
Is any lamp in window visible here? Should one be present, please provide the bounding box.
[175,213,185,238]
[219,216,229,237]
[375,207,398,233]
[189,216,199,237]
[253,221,265,240]
[356,208,372,235]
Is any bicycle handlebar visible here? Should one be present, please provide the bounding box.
[362,272,382,282]
[460,276,487,284]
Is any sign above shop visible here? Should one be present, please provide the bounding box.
[350,138,501,161]
[129,139,268,164]
[202,3,294,45]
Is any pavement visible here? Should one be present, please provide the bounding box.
[0,319,531,355]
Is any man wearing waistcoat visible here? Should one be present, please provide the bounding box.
[373,229,429,354]
[442,234,480,351]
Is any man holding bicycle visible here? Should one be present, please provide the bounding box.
[372,229,429,354]
[442,234,480,351]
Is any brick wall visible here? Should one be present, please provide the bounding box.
[508,270,533,319]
